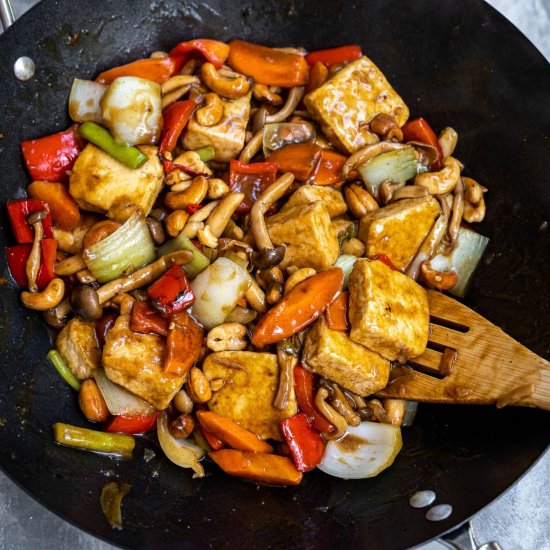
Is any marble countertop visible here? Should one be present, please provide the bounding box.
[1,1,549,549]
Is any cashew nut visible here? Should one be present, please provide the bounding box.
[21,278,65,311]
[197,225,219,248]
[207,178,230,200]
[206,192,245,237]
[183,221,204,239]
[463,194,486,223]
[369,113,403,142]
[438,127,458,158]
[172,152,212,176]
[341,142,408,179]
[196,93,224,127]
[164,168,192,187]
[186,367,212,403]
[414,156,462,195]
[284,268,316,295]
[252,83,283,105]
[82,219,121,250]
[420,260,458,291]
[161,75,200,95]
[200,62,250,99]
[244,276,267,313]
[206,323,247,352]
[165,175,209,210]
[382,399,407,426]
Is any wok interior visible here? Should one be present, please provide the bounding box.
[0,0,548,548]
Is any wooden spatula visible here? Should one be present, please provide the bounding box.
[377,290,550,410]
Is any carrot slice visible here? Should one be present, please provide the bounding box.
[27,181,80,231]
[96,56,176,85]
[267,143,322,181]
[196,411,273,453]
[227,39,308,88]
[209,449,303,486]
[309,149,347,186]
[324,291,349,331]
[251,268,343,347]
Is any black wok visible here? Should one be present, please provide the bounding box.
[0,1,549,548]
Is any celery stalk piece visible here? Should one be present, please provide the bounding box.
[357,148,426,198]
[47,349,80,391]
[194,146,215,162]
[52,423,135,458]
[157,231,210,278]
[79,122,148,169]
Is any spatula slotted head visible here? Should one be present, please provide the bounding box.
[378,291,550,410]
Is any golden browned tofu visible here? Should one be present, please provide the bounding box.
[266,201,339,270]
[69,143,163,222]
[281,185,347,218]
[182,93,251,162]
[348,259,429,361]
[56,318,101,380]
[304,57,409,153]
[202,351,297,440]
[358,196,440,270]
[102,315,184,409]
[303,318,390,396]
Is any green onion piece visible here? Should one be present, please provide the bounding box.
[53,423,135,459]
[194,146,215,162]
[80,121,148,169]
[83,210,156,282]
[47,349,80,391]
[157,231,210,278]
[357,147,424,198]
[334,254,359,290]
[100,482,130,529]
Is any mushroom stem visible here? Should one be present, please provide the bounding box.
[238,130,263,163]
[25,211,46,293]
[274,342,298,410]
[265,86,305,124]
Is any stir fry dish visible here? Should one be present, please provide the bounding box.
[5,38,490,487]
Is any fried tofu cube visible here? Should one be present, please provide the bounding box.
[358,196,440,270]
[69,144,163,222]
[303,317,390,396]
[202,351,297,440]
[182,93,251,162]
[56,318,101,380]
[102,315,184,409]
[304,56,409,153]
[266,201,339,270]
[348,259,430,361]
[280,185,347,218]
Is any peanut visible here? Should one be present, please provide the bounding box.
[78,379,109,423]
[206,323,247,352]
[186,367,212,403]
[284,268,316,295]
[165,210,189,237]
[344,184,379,219]
[207,178,230,200]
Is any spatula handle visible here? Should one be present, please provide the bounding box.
[0,0,15,31]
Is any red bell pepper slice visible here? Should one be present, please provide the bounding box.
[165,310,204,377]
[130,300,169,337]
[281,413,326,472]
[20,125,83,183]
[402,117,443,171]
[96,56,177,84]
[305,45,362,68]
[294,365,334,433]
[6,199,54,244]
[104,412,159,434]
[267,143,323,181]
[6,238,57,290]
[229,159,278,214]
[371,254,399,272]
[147,265,195,318]
[198,424,225,451]
[159,100,197,158]
[169,39,230,73]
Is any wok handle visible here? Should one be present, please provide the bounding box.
[0,0,15,30]
[438,522,503,550]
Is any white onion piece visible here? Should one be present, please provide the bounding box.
[69,78,107,123]
[157,411,205,478]
[334,254,358,290]
[318,421,402,479]
[431,226,489,297]
[100,76,162,145]
[190,257,251,330]
[94,369,155,416]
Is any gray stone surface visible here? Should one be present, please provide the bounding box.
[1,0,549,549]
